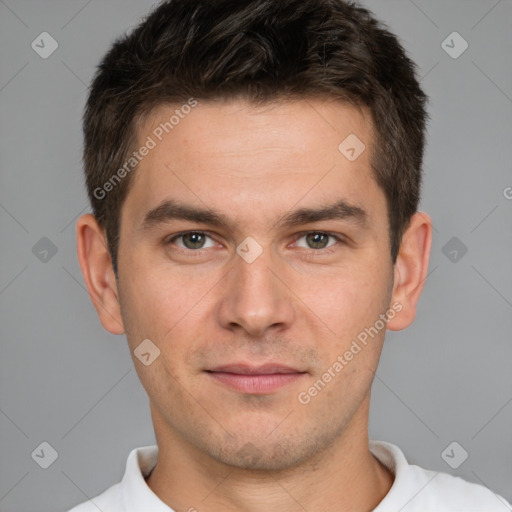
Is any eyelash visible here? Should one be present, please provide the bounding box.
[165,230,345,256]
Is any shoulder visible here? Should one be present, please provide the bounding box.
[66,445,159,512]
[407,464,510,511]
[67,482,122,512]
[371,440,511,512]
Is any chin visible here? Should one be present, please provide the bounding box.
[206,435,321,472]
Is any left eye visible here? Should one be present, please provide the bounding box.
[295,232,340,250]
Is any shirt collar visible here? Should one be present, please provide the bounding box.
[370,440,428,511]
[120,445,174,511]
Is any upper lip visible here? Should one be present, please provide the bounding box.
[207,363,305,375]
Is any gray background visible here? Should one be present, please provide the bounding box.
[0,0,511,510]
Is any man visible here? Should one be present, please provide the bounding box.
[71,0,511,510]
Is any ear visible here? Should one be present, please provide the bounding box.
[76,213,125,335]
[387,212,432,331]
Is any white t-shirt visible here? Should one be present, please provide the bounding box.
[68,440,511,511]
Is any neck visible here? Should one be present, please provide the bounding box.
[145,399,394,512]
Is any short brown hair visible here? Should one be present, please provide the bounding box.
[83,0,428,276]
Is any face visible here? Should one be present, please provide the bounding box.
[111,98,400,470]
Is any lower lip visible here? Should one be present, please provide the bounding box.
[207,372,305,394]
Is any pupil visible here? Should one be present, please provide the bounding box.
[185,232,204,249]
[308,232,327,249]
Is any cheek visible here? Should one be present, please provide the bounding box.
[118,259,214,358]
[296,274,392,381]
[122,250,189,311]
[298,262,390,329]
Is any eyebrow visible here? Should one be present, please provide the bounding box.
[138,198,369,233]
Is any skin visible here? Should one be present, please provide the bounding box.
[77,98,432,512]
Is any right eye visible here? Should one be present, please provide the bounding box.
[166,231,218,251]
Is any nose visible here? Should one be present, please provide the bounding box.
[216,247,296,338]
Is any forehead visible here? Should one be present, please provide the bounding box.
[140,97,372,168]
[121,98,385,232]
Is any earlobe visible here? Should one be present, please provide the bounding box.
[76,214,125,335]
[387,212,432,331]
